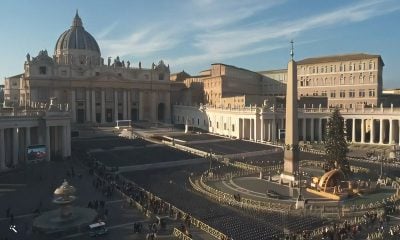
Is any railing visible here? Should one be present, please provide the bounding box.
[191,175,291,213]
[172,228,193,240]
[115,174,227,240]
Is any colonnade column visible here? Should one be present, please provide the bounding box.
[389,119,393,144]
[46,126,50,161]
[61,125,67,158]
[114,90,118,121]
[302,118,306,141]
[370,119,375,144]
[86,89,91,122]
[310,118,314,142]
[123,90,127,120]
[139,92,144,121]
[241,119,245,139]
[66,124,71,156]
[91,89,96,123]
[101,89,105,123]
[71,89,76,123]
[254,118,258,141]
[397,119,400,145]
[266,120,270,141]
[361,119,365,143]
[379,119,384,144]
[352,118,356,143]
[12,128,18,166]
[249,119,253,140]
[0,129,5,169]
[317,118,322,142]
[261,119,264,142]
[271,118,276,142]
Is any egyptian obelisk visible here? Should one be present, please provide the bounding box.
[281,41,299,183]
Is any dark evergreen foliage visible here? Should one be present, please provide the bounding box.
[325,108,350,175]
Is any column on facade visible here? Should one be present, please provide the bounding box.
[360,119,365,143]
[151,91,157,122]
[91,89,96,123]
[46,126,50,161]
[352,118,356,143]
[123,90,127,120]
[310,118,314,142]
[265,120,270,141]
[127,90,132,121]
[370,119,375,144]
[389,119,393,144]
[101,89,105,123]
[318,118,322,142]
[86,89,91,122]
[114,89,118,121]
[139,91,144,121]
[0,129,6,170]
[164,92,171,123]
[379,118,384,144]
[71,89,76,122]
[302,118,307,141]
[12,128,18,166]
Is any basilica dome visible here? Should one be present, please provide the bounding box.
[54,11,101,65]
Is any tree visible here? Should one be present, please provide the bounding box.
[325,107,350,175]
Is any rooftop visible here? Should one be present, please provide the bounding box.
[297,53,384,66]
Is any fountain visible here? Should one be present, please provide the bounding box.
[33,179,97,235]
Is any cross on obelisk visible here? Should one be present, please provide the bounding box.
[281,40,299,183]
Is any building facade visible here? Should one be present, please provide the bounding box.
[171,63,285,109]
[261,53,384,108]
[4,12,172,124]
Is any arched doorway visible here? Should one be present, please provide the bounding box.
[157,103,165,121]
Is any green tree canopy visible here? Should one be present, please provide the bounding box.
[325,107,350,175]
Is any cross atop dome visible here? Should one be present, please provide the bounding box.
[72,9,83,28]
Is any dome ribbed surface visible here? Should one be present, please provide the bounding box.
[54,11,100,54]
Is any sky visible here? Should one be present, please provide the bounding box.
[0,0,399,87]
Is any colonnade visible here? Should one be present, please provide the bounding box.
[0,109,71,172]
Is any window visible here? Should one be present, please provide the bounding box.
[349,90,355,98]
[232,124,235,132]
[216,122,219,129]
[313,91,318,96]
[330,91,336,98]
[158,73,164,80]
[340,75,345,85]
[339,64,343,72]
[322,91,327,96]
[369,89,375,97]
[95,72,100,76]
[359,89,365,97]
[61,70,67,76]
[39,66,47,74]
[359,73,364,84]
[369,73,374,83]
[340,90,345,98]
[349,74,354,84]
[359,63,362,70]
[349,63,353,71]
[330,65,333,72]
[369,61,373,70]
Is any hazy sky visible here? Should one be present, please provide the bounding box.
[1,0,399,87]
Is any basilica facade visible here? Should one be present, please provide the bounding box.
[4,11,172,124]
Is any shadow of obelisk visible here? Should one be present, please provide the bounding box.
[280,41,300,190]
